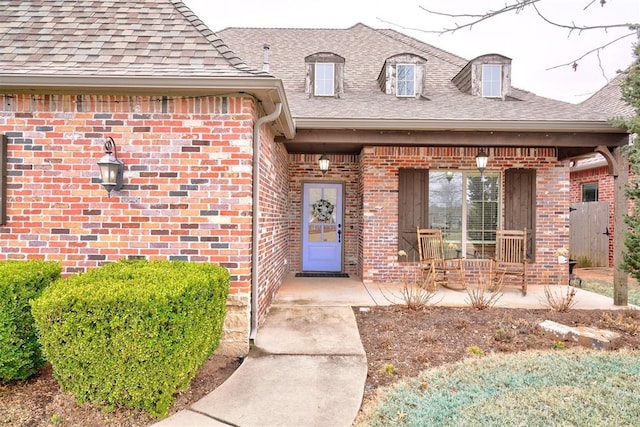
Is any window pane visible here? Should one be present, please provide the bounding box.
[397,64,415,97]
[582,182,598,202]
[482,64,502,98]
[307,187,337,242]
[428,172,463,256]
[314,63,334,96]
[422,170,501,260]
[466,172,500,259]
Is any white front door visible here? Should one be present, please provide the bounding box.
[302,182,343,271]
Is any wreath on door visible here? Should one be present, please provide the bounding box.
[311,199,335,222]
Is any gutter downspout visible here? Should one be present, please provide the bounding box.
[250,102,282,341]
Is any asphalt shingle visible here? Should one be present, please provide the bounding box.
[581,72,634,118]
[0,0,267,78]
[218,24,619,123]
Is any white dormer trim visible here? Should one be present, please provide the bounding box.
[452,54,512,100]
[305,52,345,98]
[378,53,427,98]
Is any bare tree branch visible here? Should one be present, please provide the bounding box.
[415,0,542,33]
[530,2,634,33]
[378,1,639,72]
[546,32,637,71]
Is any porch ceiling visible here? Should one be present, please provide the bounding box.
[278,128,629,159]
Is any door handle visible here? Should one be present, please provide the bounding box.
[337,224,342,243]
[603,227,610,236]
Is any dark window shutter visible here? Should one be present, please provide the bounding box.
[504,168,536,260]
[398,168,429,261]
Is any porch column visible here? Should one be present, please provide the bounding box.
[613,145,629,306]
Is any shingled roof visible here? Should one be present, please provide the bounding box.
[0,0,295,137]
[218,24,624,132]
[581,72,635,119]
[0,0,265,77]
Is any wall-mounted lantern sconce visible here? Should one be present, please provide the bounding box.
[97,136,124,197]
[445,170,454,182]
[475,149,488,175]
[318,154,330,176]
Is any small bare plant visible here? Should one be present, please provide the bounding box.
[378,251,441,310]
[465,270,503,310]
[419,330,438,344]
[601,311,640,335]
[493,328,513,342]
[453,318,469,331]
[398,269,440,310]
[543,285,577,312]
[378,333,395,349]
[500,316,533,335]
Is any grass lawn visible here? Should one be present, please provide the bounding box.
[580,279,640,306]
[357,349,640,426]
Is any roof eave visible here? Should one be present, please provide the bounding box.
[0,75,296,139]
[294,118,627,134]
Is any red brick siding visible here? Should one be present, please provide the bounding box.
[256,125,290,324]
[288,154,360,275]
[360,146,568,286]
[0,93,262,354]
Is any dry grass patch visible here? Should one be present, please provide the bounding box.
[357,349,640,427]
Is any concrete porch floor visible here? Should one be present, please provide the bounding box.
[274,268,637,310]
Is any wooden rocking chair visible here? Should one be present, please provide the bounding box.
[417,228,465,290]
[490,228,528,295]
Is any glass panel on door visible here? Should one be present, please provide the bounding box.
[307,187,337,243]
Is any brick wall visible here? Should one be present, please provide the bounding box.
[256,125,290,325]
[0,93,262,356]
[360,145,569,286]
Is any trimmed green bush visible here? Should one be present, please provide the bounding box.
[31,259,229,417]
[0,260,61,383]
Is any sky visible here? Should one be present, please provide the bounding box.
[183,0,639,104]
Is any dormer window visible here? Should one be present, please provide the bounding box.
[305,52,344,98]
[396,64,415,97]
[314,63,335,96]
[482,64,502,98]
[378,54,427,98]
[452,54,512,100]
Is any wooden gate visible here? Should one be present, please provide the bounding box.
[569,201,609,267]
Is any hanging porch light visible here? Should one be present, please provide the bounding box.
[475,149,489,175]
[318,153,330,175]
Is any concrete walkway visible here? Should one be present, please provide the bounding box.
[155,267,635,427]
[154,282,367,427]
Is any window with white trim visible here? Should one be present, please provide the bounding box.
[396,64,415,97]
[314,63,335,96]
[482,64,502,98]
